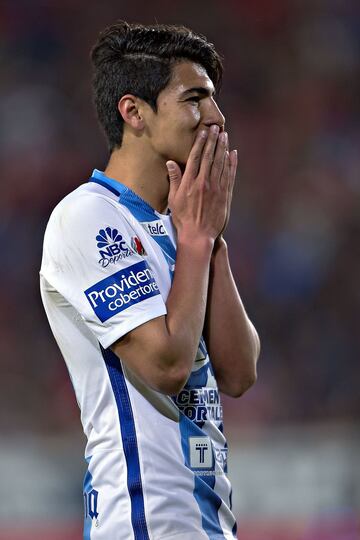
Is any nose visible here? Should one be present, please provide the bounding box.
[203,99,225,131]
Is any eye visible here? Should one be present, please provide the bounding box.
[186,96,201,104]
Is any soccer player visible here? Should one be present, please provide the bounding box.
[40,21,260,540]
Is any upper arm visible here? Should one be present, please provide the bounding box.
[41,192,167,350]
[111,315,187,395]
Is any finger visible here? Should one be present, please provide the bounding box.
[184,129,208,180]
[199,124,220,180]
[226,149,237,217]
[220,150,230,191]
[229,149,238,194]
[166,160,182,201]
[229,150,238,197]
[210,131,228,186]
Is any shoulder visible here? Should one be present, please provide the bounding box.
[49,184,121,228]
[44,183,135,244]
[42,183,143,271]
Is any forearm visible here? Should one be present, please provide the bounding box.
[163,233,213,375]
[204,238,260,397]
[112,234,214,396]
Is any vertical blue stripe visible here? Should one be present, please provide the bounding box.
[100,345,150,540]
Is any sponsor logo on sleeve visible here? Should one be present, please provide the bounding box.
[96,227,134,268]
[141,220,168,236]
[84,260,161,322]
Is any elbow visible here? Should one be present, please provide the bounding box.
[228,335,260,398]
[222,345,259,398]
[111,334,191,396]
[153,364,189,395]
[150,347,190,395]
[225,369,257,398]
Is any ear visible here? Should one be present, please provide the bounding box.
[118,94,145,132]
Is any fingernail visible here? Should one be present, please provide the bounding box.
[200,130,208,138]
[211,125,219,134]
[166,161,176,171]
[220,131,228,143]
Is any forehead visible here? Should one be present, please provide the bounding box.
[165,61,215,96]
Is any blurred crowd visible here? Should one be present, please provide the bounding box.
[1,0,359,434]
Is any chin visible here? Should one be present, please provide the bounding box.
[168,145,192,171]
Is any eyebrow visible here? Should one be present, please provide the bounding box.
[180,86,215,98]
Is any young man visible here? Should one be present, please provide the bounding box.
[40,21,260,540]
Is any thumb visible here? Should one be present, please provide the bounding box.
[166,160,182,196]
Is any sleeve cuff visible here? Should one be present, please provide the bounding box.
[96,302,167,350]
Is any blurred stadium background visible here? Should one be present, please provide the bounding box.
[0,0,359,538]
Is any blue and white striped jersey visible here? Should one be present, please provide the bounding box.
[40,169,237,540]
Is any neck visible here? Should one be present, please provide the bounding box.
[104,137,170,214]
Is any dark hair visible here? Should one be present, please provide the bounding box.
[90,21,223,152]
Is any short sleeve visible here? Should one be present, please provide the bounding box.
[40,191,167,349]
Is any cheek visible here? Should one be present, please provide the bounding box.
[186,107,201,128]
[154,108,201,162]
[173,105,201,132]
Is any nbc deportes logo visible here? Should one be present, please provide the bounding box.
[96,227,134,267]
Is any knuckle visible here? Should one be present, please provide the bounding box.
[212,159,222,173]
[199,177,210,190]
[191,153,201,165]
